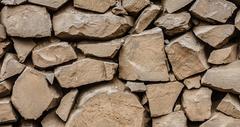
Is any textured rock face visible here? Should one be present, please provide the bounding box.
[162,0,193,13]
[0,97,17,124]
[0,24,6,42]
[41,111,65,127]
[0,81,12,98]
[183,75,201,89]
[235,10,240,30]
[1,5,52,38]
[0,41,10,59]
[1,0,26,5]
[28,0,69,10]
[125,81,146,92]
[122,0,150,14]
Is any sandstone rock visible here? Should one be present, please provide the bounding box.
[55,58,118,88]
[122,0,150,14]
[1,0,26,5]
[40,71,55,85]
[193,24,235,48]
[11,67,61,120]
[208,44,238,64]
[162,0,194,13]
[0,24,6,42]
[32,42,77,68]
[0,53,25,81]
[56,89,78,121]
[235,10,240,30]
[53,6,133,40]
[146,81,184,117]
[183,75,201,89]
[1,5,52,38]
[28,0,69,10]
[19,120,38,127]
[0,81,12,98]
[0,97,17,124]
[165,32,209,80]
[125,81,146,92]
[182,87,212,121]
[202,60,240,94]
[112,1,128,15]
[119,28,169,81]
[77,38,124,58]
[152,111,187,127]
[0,41,10,59]
[41,111,65,127]
[174,104,182,112]
[190,0,237,23]
[155,12,191,36]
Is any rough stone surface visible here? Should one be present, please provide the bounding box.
[28,0,69,10]
[0,81,12,98]
[0,41,10,59]
[122,0,150,14]
[41,111,65,127]
[0,24,6,41]
[125,81,146,92]
[0,97,17,124]
[235,10,240,30]
[1,0,26,5]
[183,75,201,89]
[162,0,194,13]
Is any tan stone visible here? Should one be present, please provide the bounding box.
[146,81,184,117]
[111,1,128,15]
[0,81,12,98]
[40,71,55,85]
[53,6,133,40]
[165,32,209,80]
[1,5,52,38]
[155,12,191,36]
[0,24,6,42]
[0,97,17,124]
[182,87,212,121]
[193,24,235,48]
[41,111,65,127]
[125,81,146,92]
[19,120,38,127]
[119,28,169,81]
[162,0,194,13]
[152,111,187,127]
[1,0,26,5]
[183,75,201,89]
[190,0,237,23]
[55,58,118,88]
[122,0,150,14]
[0,41,10,59]
[28,0,69,10]
[235,10,240,31]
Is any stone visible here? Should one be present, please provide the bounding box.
[56,89,78,121]
[162,0,194,13]
[193,24,235,48]
[74,0,116,13]
[77,38,124,58]
[54,58,118,88]
[1,5,52,38]
[28,0,69,10]
[125,81,146,92]
[32,42,77,68]
[0,81,12,98]
[235,10,240,30]
[190,0,237,23]
[131,4,161,34]
[0,41,10,59]
[119,28,169,81]
[183,75,201,89]
[122,0,150,14]
[12,38,36,63]
[146,81,184,117]
[19,120,38,127]
[112,1,128,15]
[41,71,55,85]
[165,32,209,80]
[152,111,187,127]
[217,93,240,119]
[53,6,133,40]
[182,87,212,121]
[11,67,61,120]
[0,97,17,124]
[41,111,65,127]
[1,0,26,5]
[154,12,191,36]
[202,60,240,94]
[208,44,238,64]
[0,24,6,41]
[0,53,25,81]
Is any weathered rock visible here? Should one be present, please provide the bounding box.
[152,111,187,127]
[41,111,65,127]
[19,120,38,127]
[183,75,201,89]
[190,0,237,23]
[53,6,133,40]
[122,0,150,14]
[0,41,10,59]
[1,5,52,38]
[193,24,235,48]
[56,89,78,121]
[165,32,209,80]
[162,0,194,13]
[0,24,6,41]
[155,12,191,36]
[55,58,118,88]
[77,38,124,58]
[112,1,128,15]
[182,87,212,121]
[28,0,69,10]
[32,42,77,68]
[1,0,26,5]
[40,71,55,85]
[119,28,169,81]
[0,97,17,124]
[235,10,240,30]
[146,81,184,117]
[125,81,146,92]
[0,81,12,98]
[202,60,240,94]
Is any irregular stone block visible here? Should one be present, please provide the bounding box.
[235,10,240,30]
[122,0,150,14]
[1,0,26,5]
[0,81,12,98]
[28,0,69,10]
[183,75,201,89]
[0,24,6,41]
[0,97,17,124]
[41,111,65,127]
[162,0,194,13]
[125,81,146,92]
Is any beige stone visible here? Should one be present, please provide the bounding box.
[182,87,212,121]
[119,28,169,81]
[1,0,26,5]
[152,111,187,127]
[162,0,194,13]
[125,81,146,92]
[19,120,38,127]
[28,0,69,10]
[193,24,235,48]
[190,0,237,23]
[112,1,128,15]
[0,41,10,59]
[0,97,17,124]
[55,58,118,88]
[41,111,65,127]
[155,12,191,36]
[0,81,12,98]
[0,24,6,42]
[40,71,55,85]
[146,81,184,117]
[122,0,150,14]
[165,32,209,80]
[53,6,133,40]
[235,10,240,30]
[183,75,201,89]
[1,5,52,38]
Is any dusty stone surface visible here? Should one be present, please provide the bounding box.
[0,97,17,124]
[165,32,209,80]
[235,10,240,30]
[183,75,201,89]
[119,28,169,81]
[1,0,26,5]
[1,5,52,38]
[0,24,6,42]
[146,81,184,117]
[162,0,193,13]
[0,81,12,98]
[111,1,128,15]
[122,0,150,14]
[0,41,10,59]
[18,121,38,127]
[41,111,65,127]
[28,0,69,10]
[182,87,212,121]
[125,81,146,92]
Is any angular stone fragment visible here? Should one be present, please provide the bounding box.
[56,89,78,121]
[119,28,169,81]
[183,75,201,89]
[112,1,128,15]
[235,10,240,30]
[55,58,118,88]
[152,111,187,127]
[193,25,235,48]
[19,120,38,127]
[0,24,6,42]
[122,0,150,14]
[28,0,69,10]
[32,42,77,68]
[0,81,12,98]
[125,81,146,92]
[154,12,191,36]
[182,87,212,121]
[146,81,184,117]
[202,60,240,94]
[208,44,238,64]
[0,41,10,59]
[1,0,26,5]
[190,0,237,23]
[41,71,55,85]
[41,111,65,127]
[53,6,133,40]
[0,97,17,124]
[1,5,52,38]
[162,0,193,13]
[165,32,209,80]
